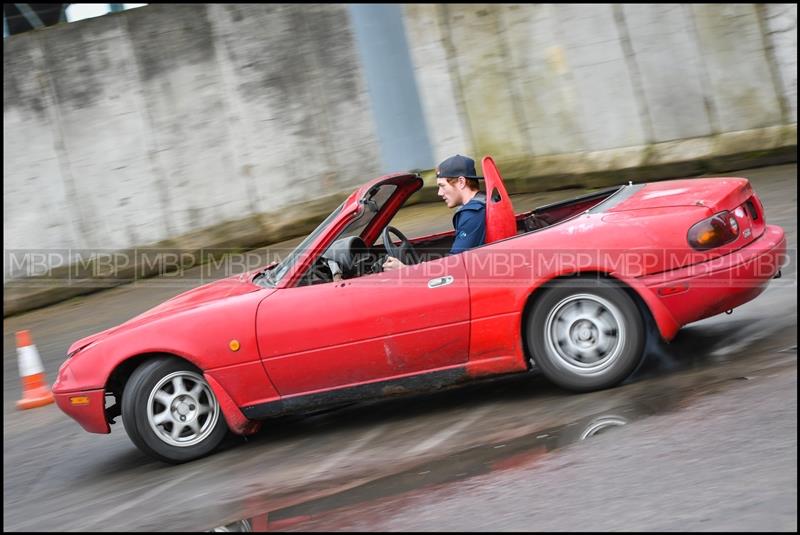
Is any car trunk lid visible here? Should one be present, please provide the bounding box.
[611,177,765,246]
[601,178,768,276]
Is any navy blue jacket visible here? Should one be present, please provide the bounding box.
[450,192,486,254]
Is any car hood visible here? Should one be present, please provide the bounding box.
[67,272,268,354]
[136,273,264,318]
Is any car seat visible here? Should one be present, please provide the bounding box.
[482,156,516,243]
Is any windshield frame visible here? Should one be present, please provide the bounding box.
[255,201,347,287]
[256,172,423,289]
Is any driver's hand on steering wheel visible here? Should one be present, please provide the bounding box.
[382,256,406,271]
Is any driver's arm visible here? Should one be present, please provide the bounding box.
[382,256,405,271]
[326,259,343,281]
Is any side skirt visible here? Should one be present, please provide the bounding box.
[242,368,470,420]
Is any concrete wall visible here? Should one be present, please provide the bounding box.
[760,3,797,123]
[4,4,381,264]
[3,3,797,291]
[404,3,796,175]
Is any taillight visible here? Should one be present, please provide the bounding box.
[687,210,739,251]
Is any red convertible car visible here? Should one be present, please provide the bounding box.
[53,157,786,463]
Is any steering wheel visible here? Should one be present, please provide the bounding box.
[381,226,421,265]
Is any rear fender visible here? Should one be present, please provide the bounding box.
[528,272,680,342]
[616,275,681,341]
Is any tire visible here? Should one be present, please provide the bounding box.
[122,357,228,463]
[526,278,645,392]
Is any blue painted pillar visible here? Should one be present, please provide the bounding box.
[348,4,434,173]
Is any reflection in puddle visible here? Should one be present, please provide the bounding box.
[209,403,673,532]
[579,415,629,440]
[211,519,252,532]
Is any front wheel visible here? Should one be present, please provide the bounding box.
[122,357,228,463]
[526,279,645,392]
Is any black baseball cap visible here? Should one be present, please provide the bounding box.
[435,154,483,180]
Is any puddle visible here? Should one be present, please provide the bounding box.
[209,393,684,532]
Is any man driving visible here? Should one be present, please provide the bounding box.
[383,154,486,271]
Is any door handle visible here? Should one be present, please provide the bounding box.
[428,276,454,288]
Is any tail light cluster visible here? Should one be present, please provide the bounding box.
[744,199,759,221]
[687,211,740,251]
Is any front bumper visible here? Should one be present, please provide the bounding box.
[53,388,110,434]
[642,224,786,329]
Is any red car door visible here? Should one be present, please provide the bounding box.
[255,255,470,396]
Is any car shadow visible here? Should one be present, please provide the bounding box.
[238,371,563,447]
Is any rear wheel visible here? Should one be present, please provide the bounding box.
[122,357,228,463]
[526,279,645,392]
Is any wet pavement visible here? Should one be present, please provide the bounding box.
[216,382,796,531]
[272,358,797,532]
[210,396,677,531]
[3,164,797,532]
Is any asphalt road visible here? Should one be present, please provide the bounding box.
[3,164,796,532]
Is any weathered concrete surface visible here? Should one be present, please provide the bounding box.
[405,4,797,161]
[620,4,714,142]
[761,3,797,123]
[4,4,381,270]
[691,4,782,132]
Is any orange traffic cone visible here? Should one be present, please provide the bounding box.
[16,330,54,410]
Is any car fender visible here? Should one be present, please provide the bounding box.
[54,290,279,411]
[204,374,263,435]
[520,270,680,342]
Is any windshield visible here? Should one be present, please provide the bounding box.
[257,183,399,287]
[255,201,345,287]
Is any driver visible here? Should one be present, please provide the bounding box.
[383,154,486,271]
